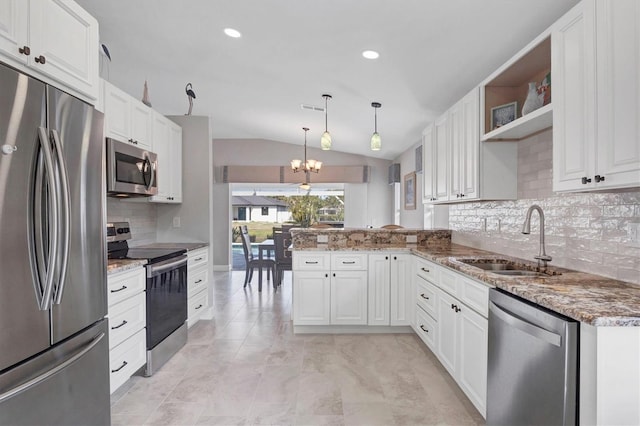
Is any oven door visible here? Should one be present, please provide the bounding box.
[145,255,188,349]
[106,138,158,196]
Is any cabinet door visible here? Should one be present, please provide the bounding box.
[29,0,99,100]
[330,271,367,325]
[448,101,463,201]
[368,254,390,325]
[552,0,597,191]
[460,88,479,200]
[390,254,412,326]
[151,113,170,200]
[595,0,640,189]
[293,271,330,325]
[104,82,131,142]
[434,114,450,202]
[168,122,183,202]
[458,304,488,417]
[436,288,458,377]
[422,125,436,202]
[0,0,28,65]
[130,101,152,149]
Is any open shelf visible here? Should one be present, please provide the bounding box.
[482,36,552,141]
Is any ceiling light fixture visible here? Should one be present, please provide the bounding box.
[320,94,332,150]
[362,50,379,59]
[291,127,322,189]
[224,28,242,38]
[370,102,382,151]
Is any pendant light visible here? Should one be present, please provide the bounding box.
[291,127,321,190]
[370,102,382,151]
[320,94,332,150]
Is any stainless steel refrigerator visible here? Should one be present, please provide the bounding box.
[0,63,110,425]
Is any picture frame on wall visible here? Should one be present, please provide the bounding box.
[404,172,416,210]
[490,101,518,130]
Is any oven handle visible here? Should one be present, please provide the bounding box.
[147,255,188,277]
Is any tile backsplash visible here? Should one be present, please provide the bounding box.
[450,129,640,285]
[106,198,157,246]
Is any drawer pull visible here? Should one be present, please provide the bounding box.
[111,320,128,330]
[421,267,430,273]
[111,361,128,373]
[195,304,203,310]
[305,261,318,264]
[420,293,430,300]
[195,279,203,284]
[420,325,429,333]
[194,257,204,261]
[342,261,356,264]
[110,285,127,293]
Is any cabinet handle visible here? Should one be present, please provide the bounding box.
[333,273,336,277]
[456,193,460,198]
[111,361,128,373]
[342,261,356,264]
[110,285,127,293]
[195,279,203,284]
[460,193,465,197]
[325,274,328,278]
[195,257,203,261]
[581,177,592,184]
[18,46,31,56]
[385,256,388,260]
[195,304,203,310]
[110,320,128,330]
[420,325,429,333]
[455,306,462,313]
[595,175,606,183]
[305,261,318,264]
[420,293,430,300]
[421,267,430,273]
[393,256,397,260]
[34,55,46,64]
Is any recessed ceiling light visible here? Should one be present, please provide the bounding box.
[224,28,242,38]
[362,50,379,59]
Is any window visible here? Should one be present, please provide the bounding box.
[261,207,269,216]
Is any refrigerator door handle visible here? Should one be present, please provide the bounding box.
[0,332,105,404]
[50,129,71,305]
[36,126,59,311]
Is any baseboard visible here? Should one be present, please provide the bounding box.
[293,325,414,334]
[213,264,232,271]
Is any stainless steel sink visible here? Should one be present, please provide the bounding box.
[456,258,556,277]
[490,270,545,277]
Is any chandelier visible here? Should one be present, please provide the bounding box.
[291,127,321,190]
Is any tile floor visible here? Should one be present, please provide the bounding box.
[110,271,485,426]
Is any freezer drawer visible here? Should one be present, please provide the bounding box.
[0,320,110,426]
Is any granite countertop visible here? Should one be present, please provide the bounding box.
[411,244,640,327]
[135,242,208,251]
[107,259,147,275]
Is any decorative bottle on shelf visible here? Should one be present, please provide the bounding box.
[522,82,543,116]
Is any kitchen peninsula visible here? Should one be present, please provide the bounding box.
[291,227,640,424]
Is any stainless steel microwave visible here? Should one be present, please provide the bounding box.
[106,138,158,197]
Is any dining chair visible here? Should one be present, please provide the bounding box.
[273,231,292,286]
[240,229,275,291]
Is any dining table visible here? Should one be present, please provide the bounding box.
[257,239,275,290]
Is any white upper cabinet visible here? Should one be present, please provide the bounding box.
[448,88,480,201]
[0,0,99,102]
[103,80,152,150]
[434,114,449,202]
[422,125,436,203]
[553,0,640,191]
[150,114,183,203]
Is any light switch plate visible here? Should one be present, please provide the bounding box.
[173,217,181,228]
[317,235,329,243]
[406,235,417,243]
[627,222,640,247]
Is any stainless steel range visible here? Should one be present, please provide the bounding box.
[107,222,188,376]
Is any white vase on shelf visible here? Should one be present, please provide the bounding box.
[522,82,543,116]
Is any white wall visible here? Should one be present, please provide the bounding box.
[392,140,425,228]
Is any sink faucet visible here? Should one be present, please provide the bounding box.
[522,204,552,268]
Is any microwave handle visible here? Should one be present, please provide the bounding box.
[143,154,155,191]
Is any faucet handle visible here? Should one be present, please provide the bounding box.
[535,254,552,262]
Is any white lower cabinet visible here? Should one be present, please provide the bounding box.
[330,271,368,325]
[293,271,331,325]
[107,267,146,394]
[368,253,413,326]
[412,255,489,418]
[187,247,210,328]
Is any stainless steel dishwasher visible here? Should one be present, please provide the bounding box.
[487,289,578,426]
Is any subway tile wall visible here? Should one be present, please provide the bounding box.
[450,129,640,285]
[106,198,157,246]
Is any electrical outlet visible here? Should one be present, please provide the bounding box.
[627,222,640,247]
[317,235,328,243]
[406,235,417,243]
[173,217,181,228]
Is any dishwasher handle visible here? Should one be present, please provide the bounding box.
[489,301,562,347]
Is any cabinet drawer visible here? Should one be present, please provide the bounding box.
[188,289,209,323]
[416,257,438,283]
[107,268,145,307]
[109,329,146,394]
[188,267,208,297]
[188,248,208,269]
[415,305,437,352]
[108,292,146,349]
[416,276,438,318]
[458,276,490,318]
[438,267,459,298]
[331,253,368,270]
[293,252,331,270]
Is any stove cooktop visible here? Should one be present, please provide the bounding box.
[107,247,187,264]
